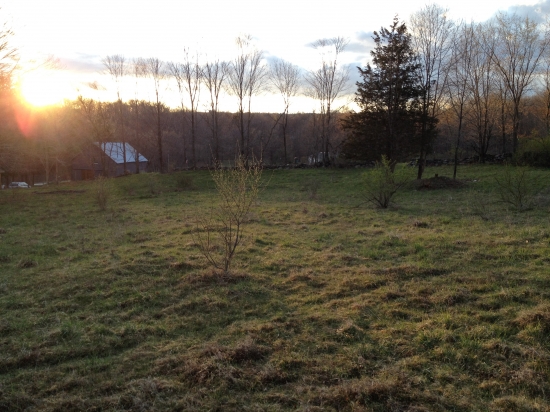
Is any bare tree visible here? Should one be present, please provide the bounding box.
[0,16,18,184]
[39,110,61,184]
[168,61,188,167]
[130,58,147,173]
[102,55,127,173]
[227,35,268,161]
[270,58,301,164]
[146,58,166,172]
[76,96,114,176]
[194,155,262,275]
[534,44,550,137]
[491,13,550,153]
[467,23,499,163]
[202,59,229,164]
[305,37,349,165]
[32,105,82,184]
[497,75,511,154]
[447,22,475,178]
[410,4,454,179]
[169,49,201,169]
[0,17,17,92]
[182,49,201,169]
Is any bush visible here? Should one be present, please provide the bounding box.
[516,137,550,167]
[494,165,546,211]
[300,177,321,199]
[362,156,410,208]
[95,176,111,211]
[175,174,196,191]
[194,156,263,274]
[148,173,161,195]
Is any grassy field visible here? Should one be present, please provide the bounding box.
[0,165,549,411]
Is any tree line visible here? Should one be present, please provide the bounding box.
[93,35,350,172]
[1,31,352,182]
[2,5,550,184]
[344,6,550,178]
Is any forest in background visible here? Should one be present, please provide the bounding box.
[2,5,550,184]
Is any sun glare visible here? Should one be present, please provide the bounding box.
[18,70,74,108]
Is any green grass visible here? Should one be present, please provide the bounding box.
[0,165,549,411]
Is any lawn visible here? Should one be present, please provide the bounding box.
[0,165,549,411]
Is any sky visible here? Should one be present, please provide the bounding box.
[3,0,548,112]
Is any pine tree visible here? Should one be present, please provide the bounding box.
[342,17,432,166]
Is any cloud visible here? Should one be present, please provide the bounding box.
[344,31,376,69]
[350,32,376,52]
[263,54,281,67]
[57,54,103,73]
[356,31,376,42]
[347,62,364,87]
[501,0,550,23]
[346,42,369,54]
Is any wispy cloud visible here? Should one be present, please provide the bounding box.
[57,53,103,73]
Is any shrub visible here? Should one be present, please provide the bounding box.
[300,177,321,199]
[95,176,110,211]
[194,156,263,275]
[494,165,546,211]
[175,174,196,191]
[362,156,410,208]
[148,173,161,195]
[516,137,550,167]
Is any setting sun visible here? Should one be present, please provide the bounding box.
[17,69,76,108]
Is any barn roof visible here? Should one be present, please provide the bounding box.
[96,143,147,164]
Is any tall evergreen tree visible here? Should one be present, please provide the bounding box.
[342,17,432,166]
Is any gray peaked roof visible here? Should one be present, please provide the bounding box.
[95,143,147,164]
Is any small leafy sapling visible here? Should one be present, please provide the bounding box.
[362,156,410,208]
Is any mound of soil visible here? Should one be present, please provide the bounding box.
[416,175,465,190]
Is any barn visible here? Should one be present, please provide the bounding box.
[71,142,148,180]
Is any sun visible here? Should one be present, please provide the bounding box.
[17,69,75,108]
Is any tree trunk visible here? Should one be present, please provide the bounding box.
[157,104,163,173]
